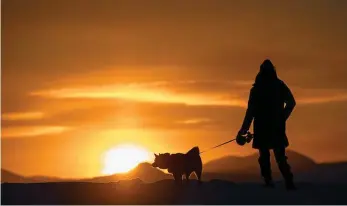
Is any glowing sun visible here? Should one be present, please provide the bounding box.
[101,144,152,175]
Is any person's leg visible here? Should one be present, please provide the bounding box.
[273,147,296,190]
[258,149,273,187]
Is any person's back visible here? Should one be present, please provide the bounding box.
[238,59,296,190]
[250,79,294,149]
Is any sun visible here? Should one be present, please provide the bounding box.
[101,144,152,175]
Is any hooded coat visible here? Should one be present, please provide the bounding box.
[240,72,296,149]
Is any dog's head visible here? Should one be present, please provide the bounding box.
[152,153,170,169]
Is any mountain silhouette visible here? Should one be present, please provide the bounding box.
[1,169,64,183]
[1,169,30,183]
[1,163,171,183]
[2,151,346,184]
[81,162,172,183]
[203,150,317,178]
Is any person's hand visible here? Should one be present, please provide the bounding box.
[246,132,254,143]
[238,129,248,136]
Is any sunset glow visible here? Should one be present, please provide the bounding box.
[2,0,347,179]
[101,145,152,175]
[30,84,247,107]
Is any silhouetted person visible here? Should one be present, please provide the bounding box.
[238,59,296,190]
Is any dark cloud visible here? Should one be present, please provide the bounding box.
[3,0,347,85]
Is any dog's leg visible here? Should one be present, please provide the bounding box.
[173,173,182,185]
[185,172,191,184]
[173,172,178,183]
[178,174,183,185]
[195,169,202,184]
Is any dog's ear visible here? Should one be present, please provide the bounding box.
[154,153,158,158]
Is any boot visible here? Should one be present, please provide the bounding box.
[285,178,297,191]
[263,178,275,188]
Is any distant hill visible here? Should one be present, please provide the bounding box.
[2,151,346,184]
[1,169,64,183]
[81,162,173,183]
[29,176,65,183]
[203,150,317,179]
[1,163,171,183]
[1,169,30,183]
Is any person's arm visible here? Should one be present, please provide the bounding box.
[283,83,296,121]
[239,88,255,134]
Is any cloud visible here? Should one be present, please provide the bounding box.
[30,81,347,108]
[1,126,70,138]
[2,112,45,121]
[294,88,347,105]
[298,95,347,105]
[177,118,212,125]
[30,82,248,107]
[4,81,347,138]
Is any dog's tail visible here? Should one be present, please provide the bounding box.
[187,146,200,156]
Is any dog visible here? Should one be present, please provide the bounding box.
[152,147,202,184]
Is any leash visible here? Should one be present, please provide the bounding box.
[199,132,253,155]
[199,138,236,154]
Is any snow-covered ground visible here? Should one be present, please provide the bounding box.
[2,179,347,204]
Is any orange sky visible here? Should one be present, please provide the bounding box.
[2,0,347,178]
